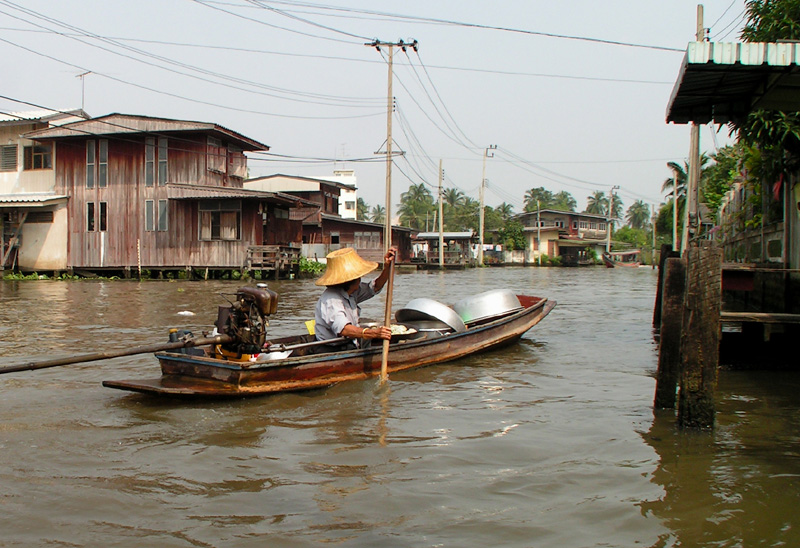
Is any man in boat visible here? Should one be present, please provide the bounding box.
[313,246,396,352]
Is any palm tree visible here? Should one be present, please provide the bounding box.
[552,191,577,212]
[398,183,435,230]
[370,205,385,224]
[610,193,624,221]
[356,198,370,221]
[496,202,514,221]
[523,187,554,212]
[626,200,650,229]
[443,188,465,207]
[585,191,607,215]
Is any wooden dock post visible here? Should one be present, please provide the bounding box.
[677,241,722,429]
[654,256,686,409]
[653,244,679,328]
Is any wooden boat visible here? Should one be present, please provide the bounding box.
[602,250,641,268]
[102,294,555,398]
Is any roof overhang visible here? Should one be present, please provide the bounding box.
[165,183,311,206]
[0,194,68,207]
[667,41,800,125]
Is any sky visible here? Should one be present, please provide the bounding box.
[0,0,748,218]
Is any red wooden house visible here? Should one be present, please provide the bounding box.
[25,113,307,276]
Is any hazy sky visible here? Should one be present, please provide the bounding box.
[0,0,747,216]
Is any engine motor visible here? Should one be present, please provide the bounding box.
[214,284,278,356]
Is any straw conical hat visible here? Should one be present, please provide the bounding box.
[315,247,378,286]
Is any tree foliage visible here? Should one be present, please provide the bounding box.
[585,191,607,215]
[523,187,576,212]
[625,200,650,229]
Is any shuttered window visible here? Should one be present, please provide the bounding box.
[0,145,17,171]
[157,199,168,231]
[87,140,95,188]
[145,138,154,187]
[145,200,154,231]
[98,140,108,188]
[158,138,168,185]
[87,202,95,232]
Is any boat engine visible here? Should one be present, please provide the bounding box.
[214,284,279,356]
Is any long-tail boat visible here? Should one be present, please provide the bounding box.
[602,250,642,268]
[100,287,555,398]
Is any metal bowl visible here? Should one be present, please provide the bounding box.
[395,298,467,333]
[453,289,522,325]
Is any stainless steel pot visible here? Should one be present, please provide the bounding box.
[395,298,467,333]
[453,289,522,325]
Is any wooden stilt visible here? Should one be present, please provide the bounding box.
[677,242,722,429]
[654,256,686,409]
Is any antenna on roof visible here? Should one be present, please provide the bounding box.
[76,72,92,111]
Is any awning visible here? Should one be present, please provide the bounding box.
[0,194,68,207]
[667,41,800,124]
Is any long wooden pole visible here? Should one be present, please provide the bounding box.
[0,334,233,375]
[380,260,395,383]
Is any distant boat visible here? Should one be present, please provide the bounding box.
[602,250,641,268]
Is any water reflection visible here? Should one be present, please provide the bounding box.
[641,370,800,547]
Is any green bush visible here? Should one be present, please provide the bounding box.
[300,256,325,276]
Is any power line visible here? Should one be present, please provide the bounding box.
[0,37,384,120]
[254,0,685,52]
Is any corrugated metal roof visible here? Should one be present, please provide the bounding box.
[667,41,800,124]
[0,193,68,205]
[165,183,311,206]
[0,108,89,126]
[247,174,353,191]
[319,213,415,232]
[25,113,269,151]
[414,231,475,240]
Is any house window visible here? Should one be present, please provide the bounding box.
[158,138,168,185]
[599,223,607,231]
[354,231,380,249]
[158,199,168,231]
[330,232,340,245]
[554,220,564,228]
[199,200,241,241]
[1,144,17,171]
[207,137,225,173]
[579,221,588,229]
[24,145,52,170]
[345,201,355,210]
[228,145,246,178]
[27,211,54,223]
[590,223,597,230]
[145,137,155,187]
[572,221,578,229]
[99,201,107,231]
[145,200,154,231]
[274,207,288,219]
[87,202,95,232]
[86,140,95,188]
[98,140,108,188]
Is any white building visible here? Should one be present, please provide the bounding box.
[318,169,358,220]
[0,108,89,271]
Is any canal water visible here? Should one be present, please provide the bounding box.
[0,267,798,547]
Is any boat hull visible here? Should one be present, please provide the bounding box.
[103,295,555,397]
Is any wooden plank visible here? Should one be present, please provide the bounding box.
[720,311,800,324]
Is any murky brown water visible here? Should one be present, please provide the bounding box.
[1,267,798,547]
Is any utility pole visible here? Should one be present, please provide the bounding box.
[478,144,496,267]
[682,5,704,255]
[366,39,417,253]
[652,203,657,268]
[438,160,444,269]
[537,199,541,265]
[606,185,619,253]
